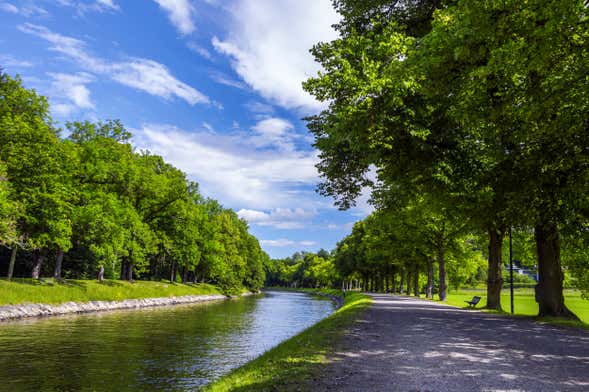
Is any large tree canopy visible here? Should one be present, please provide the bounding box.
[303,0,589,318]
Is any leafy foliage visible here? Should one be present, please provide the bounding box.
[0,72,266,293]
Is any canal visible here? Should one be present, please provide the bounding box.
[0,291,335,391]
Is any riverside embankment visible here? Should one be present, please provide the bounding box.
[0,293,228,321]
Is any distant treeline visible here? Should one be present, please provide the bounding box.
[264,250,337,289]
[0,71,266,293]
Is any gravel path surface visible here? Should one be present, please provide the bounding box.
[312,294,589,391]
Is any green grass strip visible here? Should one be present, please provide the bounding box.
[0,278,222,306]
[428,289,589,329]
[204,290,371,392]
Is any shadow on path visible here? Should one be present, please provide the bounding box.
[311,294,589,391]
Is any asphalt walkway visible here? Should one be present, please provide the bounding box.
[312,294,589,391]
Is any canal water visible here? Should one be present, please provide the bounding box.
[0,291,334,391]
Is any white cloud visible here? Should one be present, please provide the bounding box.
[95,0,118,10]
[55,0,119,14]
[238,208,317,229]
[110,59,208,105]
[202,122,214,133]
[153,0,195,35]
[187,42,212,60]
[0,3,18,13]
[260,239,317,248]
[212,0,340,112]
[0,2,49,17]
[21,4,49,17]
[49,72,95,109]
[0,54,34,68]
[209,70,246,89]
[132,123,319,210]
[250,117,296,151]
[244,100,274,114]
[19,23,209,105]
[327,222,355,231]
[52,103,78,117]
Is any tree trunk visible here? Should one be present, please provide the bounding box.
[120,259,127,280]
[426,258,434,299]
[399,270,404,293]
[413,263,419,297]
[7,246,17,280]
[406,269,411,295]
[437,239,447,301]
[534,223,578,319]
[181,267,188,283]
[53,249,64,280]
[170,261,177,283]
[391,271,396,293]
[31,248,44,280]
[486,228,504,310]
[127,262,134,281]
[97,265,104,281]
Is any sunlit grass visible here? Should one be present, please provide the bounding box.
[0,278,222,306]
[433,288,589,326]
[204,290,371,392]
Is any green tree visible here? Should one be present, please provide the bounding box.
[0,72,73,279]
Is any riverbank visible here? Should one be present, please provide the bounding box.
[0,278,223,305]
[0,278,249,321]
[204,289,371,392]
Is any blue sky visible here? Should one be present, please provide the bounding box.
[0,0,372,258]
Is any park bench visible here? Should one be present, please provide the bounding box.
[465,296,481,308]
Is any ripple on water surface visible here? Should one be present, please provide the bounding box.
[0,291,334,391]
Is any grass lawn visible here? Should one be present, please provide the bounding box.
[439,289,589,325]
[204,290,371,392]
[0,278,222,306]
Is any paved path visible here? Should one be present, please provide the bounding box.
[312,294,589,391]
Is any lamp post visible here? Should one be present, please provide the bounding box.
[509,227,514,314]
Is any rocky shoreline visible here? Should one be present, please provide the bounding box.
[0,294,233,321]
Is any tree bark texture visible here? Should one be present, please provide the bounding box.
[413,263,419,297]
[31,248,44,280]
[486,228,504,310]
[170,261,177,283]
[426,258,434,299]
[53,249,64,280]
[97,265,104,281]
[7,246,16,280]
[391,271,396,293]
[406,270,412,295]
[437,238,447,301]
[120,259,127,280]
[534,223,578,319]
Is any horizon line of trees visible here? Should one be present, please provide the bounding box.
[298,0,589,319]
[0,70,267,293]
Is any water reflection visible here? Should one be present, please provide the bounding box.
[0,291,334,391]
